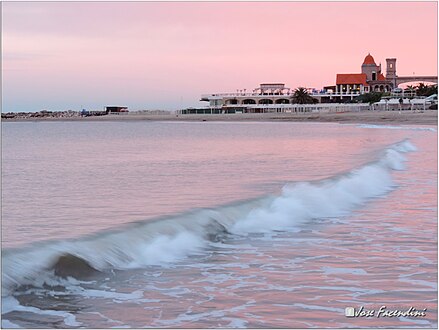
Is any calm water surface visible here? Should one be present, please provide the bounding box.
[1,121,437,328]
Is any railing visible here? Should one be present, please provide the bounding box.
[388,91,417,98]
[201,92,293,98]
[239,103,370,112]
[184,103,371,113]
[201,92,363,99]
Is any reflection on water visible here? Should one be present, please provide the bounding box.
[2,121,437,328]
[2,122,389,248]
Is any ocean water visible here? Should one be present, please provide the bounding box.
[1,121,437,328]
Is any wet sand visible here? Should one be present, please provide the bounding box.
[2,110,438,126]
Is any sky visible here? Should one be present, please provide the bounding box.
[2,1,438,112]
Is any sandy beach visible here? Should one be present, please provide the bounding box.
[2,110,437,126]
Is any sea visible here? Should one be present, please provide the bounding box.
[1,120,437,328]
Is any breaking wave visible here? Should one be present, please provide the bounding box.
[2,140,417,297]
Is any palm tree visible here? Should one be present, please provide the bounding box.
[416,83,427,96]
[291,87,318,104]
[416,82,437,96]
[405,85,416,98]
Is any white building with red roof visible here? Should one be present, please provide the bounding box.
[333,53,393,97]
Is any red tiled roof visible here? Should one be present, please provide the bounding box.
[363,53,376,65]
[336,73,368,86]
[377,73,386,81]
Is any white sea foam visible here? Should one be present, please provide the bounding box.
[275,303,345,314]
[1,319,20,328]
[357,124,436,132]
[321,266,368,275]
[66,287,146,301]
[126,231,206,267]
[1,139,417,299]
[231,144,406,234]
[225,318,248,327]
[1,296,81,327]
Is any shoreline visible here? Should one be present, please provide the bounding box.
[2,110,437,126]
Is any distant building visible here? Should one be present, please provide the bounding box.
[192,54,437,111]
[199,55,398,108]
[323,53,437,102]
[317,54,404,102]
[200,83,295,108]
[333,54,393,95]
[105,106,128,114]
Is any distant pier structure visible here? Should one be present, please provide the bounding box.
[387,57,438,87]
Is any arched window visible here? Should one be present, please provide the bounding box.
[259,99,273,104]
[242,99,256,104]
[275,99,290,104]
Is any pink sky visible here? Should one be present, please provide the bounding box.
[3,1,438,112]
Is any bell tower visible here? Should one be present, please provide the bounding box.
[386,58,397,79]
[386,58,397,88]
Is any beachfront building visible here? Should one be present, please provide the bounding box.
[197,55,398,109]
[360,53,393,93]
[318,53,438,102]
[193,83,316,114]
[181,82,370,114]
[105,106,128,114]
[183,54,438,113]
[317,53,394,102]
[200,83,294,107]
